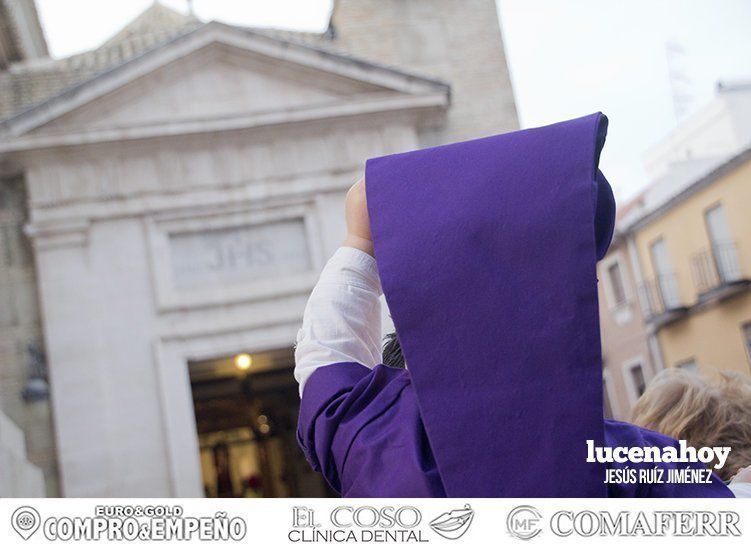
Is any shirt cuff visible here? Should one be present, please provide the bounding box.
[320,246,382,294]
[729,481,751,498]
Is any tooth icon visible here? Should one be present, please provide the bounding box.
[429,504,475,540]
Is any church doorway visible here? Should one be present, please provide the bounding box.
[189,346,333,498]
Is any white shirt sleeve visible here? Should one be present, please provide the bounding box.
[294,246,383,396]
[729,482,751,498]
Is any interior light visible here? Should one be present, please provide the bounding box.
[234,353,252,370]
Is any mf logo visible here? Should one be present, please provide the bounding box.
[506,505,542,540]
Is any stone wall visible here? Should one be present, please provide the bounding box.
[331,0,518,145]
[0,408,45,496]
[25,116,421,496]
[0,175,55,496]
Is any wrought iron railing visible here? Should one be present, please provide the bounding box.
[691,242,744,294]
[638,273,684,319]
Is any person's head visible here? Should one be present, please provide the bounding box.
[382,332,406,369]
[631,368,751,480]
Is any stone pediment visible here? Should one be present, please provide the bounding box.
[0,22,449,149]
[37,42,400,133]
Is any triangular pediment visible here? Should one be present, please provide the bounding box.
[2,22,449,141]
[38,42,395,133]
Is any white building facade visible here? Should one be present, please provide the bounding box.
[643,81,751,181]
[0,2,517,497]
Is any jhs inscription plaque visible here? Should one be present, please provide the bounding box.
[169,219,311,289]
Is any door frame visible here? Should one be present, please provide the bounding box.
[153,321,300,497]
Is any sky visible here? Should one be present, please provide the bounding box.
[34,0,751,201]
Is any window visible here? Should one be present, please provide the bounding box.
[601,254,633,324]
[743,323,751,366]
[602,373,614,419]
[630,365,646,398]
[649,238,680,310]
[677,358,698,373]
[622,358,647,406]
[607,261,627,306]
[705,204,732,245]
[704,204,740,283]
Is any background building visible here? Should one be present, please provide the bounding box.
[629,148,751,375]
[0,0,47,68]
[600,80,751,411]
[643,81,751,181]
[0,1,518,497]
[597,226,659,421]
[0,0,52,497]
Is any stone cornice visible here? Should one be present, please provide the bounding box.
[0,92,447,153]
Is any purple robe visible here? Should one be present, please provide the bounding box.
[297,113,732,498]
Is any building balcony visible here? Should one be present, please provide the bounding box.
[690,242,750,304]
[639,274,689,330]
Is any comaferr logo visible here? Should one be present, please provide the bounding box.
[550,510,741,537]
[505,507,742,539]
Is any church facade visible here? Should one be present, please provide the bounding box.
[0,1,517,497]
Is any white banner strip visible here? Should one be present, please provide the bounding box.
[1,498,749,543]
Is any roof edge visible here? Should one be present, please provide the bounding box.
[626,145,751,233]
[0,20,451,136]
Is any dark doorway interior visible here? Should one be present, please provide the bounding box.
[189,347,333,498]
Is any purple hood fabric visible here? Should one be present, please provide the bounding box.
[297,113,732,498]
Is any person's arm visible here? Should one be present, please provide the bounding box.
[729,466,751,498]
[294,246,382,395]
[294,179,382,396]
[729,482,751,498]
[292,179,442,497]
